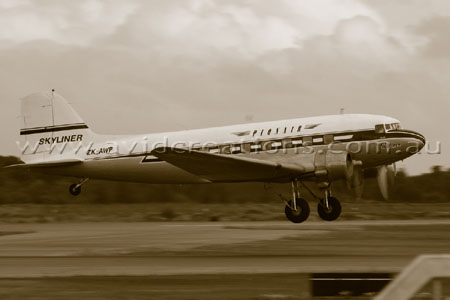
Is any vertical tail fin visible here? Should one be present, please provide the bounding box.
[19,91,94,163]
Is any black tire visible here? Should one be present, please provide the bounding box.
[317,197,341,221]
[285,198,310,223]
[69,184,81,196]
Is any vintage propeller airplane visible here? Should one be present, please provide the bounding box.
[10,91,425,223]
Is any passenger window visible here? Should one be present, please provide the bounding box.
[276,128,279,134]
[291,126,294,133]
[313,136,324,144]
[262,141,272,151]
[334,134,353,142]
[303,136,313,146]
[231,145,241,154]
[208,147,219,153]
[284,127,287,134]
[324,134,334,145]
[241,143,251,153]
[282,138,292,149]
[220,144,231,154]
[292,137,302,147]
[250,142,262,152]
[271,140,282,149]
[252,130,257,137]
[268,129,272,135]
[260,129,264,135]
[297,125,302,132]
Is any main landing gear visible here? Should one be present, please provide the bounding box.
[69,178,89,196]
[284,179,310,223]
[317,189,342,221]
[283,179,342,223]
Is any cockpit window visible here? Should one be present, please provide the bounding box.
[385,123,402,132]
[391,123,401,130]
[376,123,401,133]
[375,124,385,134]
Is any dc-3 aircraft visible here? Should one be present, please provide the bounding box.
[10,91,425,223]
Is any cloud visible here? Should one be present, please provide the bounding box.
[0,0,137,45]
[362,0,450,28]
[99,0,384,58]
[413,16,450,59]
[361,0,450,53]
[259,15,411,79]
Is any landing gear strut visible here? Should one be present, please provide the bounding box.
[317,188,341,221]
[69,178,89,196]
[284,179,310,223]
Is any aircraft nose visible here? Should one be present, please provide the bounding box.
[412,130,425,149]
[401,129,425,151]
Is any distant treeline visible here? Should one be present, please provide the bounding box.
[0,156,448,203]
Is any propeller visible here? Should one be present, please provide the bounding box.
[347,163,364,199]
[376,164,396,200]
[347,162,396,200]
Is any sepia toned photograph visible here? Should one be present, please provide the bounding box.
[0,1,450,299]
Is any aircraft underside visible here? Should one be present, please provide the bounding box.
[61,164,343,224]
[38,149,382,224]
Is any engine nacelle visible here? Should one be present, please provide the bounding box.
[313,150,354,181]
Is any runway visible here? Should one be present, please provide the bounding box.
[1,220,450,299]
[0,221,307,256]
[0,256,411,278]
[1,220,450,278]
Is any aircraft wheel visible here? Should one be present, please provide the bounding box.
[69,184,81,196]
[317,197,341,221]
[285,198,310,223]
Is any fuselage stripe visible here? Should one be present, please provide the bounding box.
[82,128,424,163]
[20,123,89,135]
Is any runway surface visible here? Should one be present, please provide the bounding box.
[1,220,450,278]
[2,220,450,299]
[0,256,411,278]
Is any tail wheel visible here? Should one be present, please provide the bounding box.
[285,198,310,223]
[317,197,341,221]
[69,184,81,196]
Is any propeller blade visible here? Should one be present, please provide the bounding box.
[347,163,364,200]
[377,164,396,200]
[377,165,389,200]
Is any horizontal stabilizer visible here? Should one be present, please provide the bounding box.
[150,147,305,182]
[5,159,83,169]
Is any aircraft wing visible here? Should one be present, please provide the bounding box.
[150,147,306,182]
[4,159,83,169]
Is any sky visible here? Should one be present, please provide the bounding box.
[0,0,449,175]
